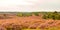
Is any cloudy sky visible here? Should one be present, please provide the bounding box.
[0,0,60,12]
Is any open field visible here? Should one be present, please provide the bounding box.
[0,11,60,30]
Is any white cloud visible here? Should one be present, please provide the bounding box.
[0,0,59,12]
[0,0,36,6]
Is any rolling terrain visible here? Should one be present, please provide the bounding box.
[0,12,60,30]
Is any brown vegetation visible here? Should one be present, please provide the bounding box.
[0,12,60,30]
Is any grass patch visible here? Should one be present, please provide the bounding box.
[23,29,40,30]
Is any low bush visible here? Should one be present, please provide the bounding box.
[23,13,32,17]
[33,12,39,16]
[5,24,22,30]
[17,13,23,17]
[17,12,40,17]
[42,11,60,20]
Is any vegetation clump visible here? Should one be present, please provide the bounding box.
[17,12,40,17]
[42,11,60,20]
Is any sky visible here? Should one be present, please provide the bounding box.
[0,0,60,12]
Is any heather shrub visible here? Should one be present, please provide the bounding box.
[28,23,39,29]
[0,26,6,30]
[0,14,8,19]
[20,25,29,29]
[5,23,22,30]
[45,27,60,30]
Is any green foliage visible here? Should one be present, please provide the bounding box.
[17,12,40,17]
[42,15,48,19]
[33,12,39,16]
[42,11,60,20]
[17,13,23,17]
[23,13,32,17]
[17,12,32,17]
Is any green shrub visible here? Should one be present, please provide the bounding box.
[52,14,60,20]
[23,13,32,17]
[42,14,48,19]
[47,13,52,19]
[55,14,60,20]
[53,11,58,14]
[42,11,60,20]
[17,13,23,17]
[17,13,32,17]
[33,12,39,16]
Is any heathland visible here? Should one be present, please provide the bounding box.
[0,11,60,30]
